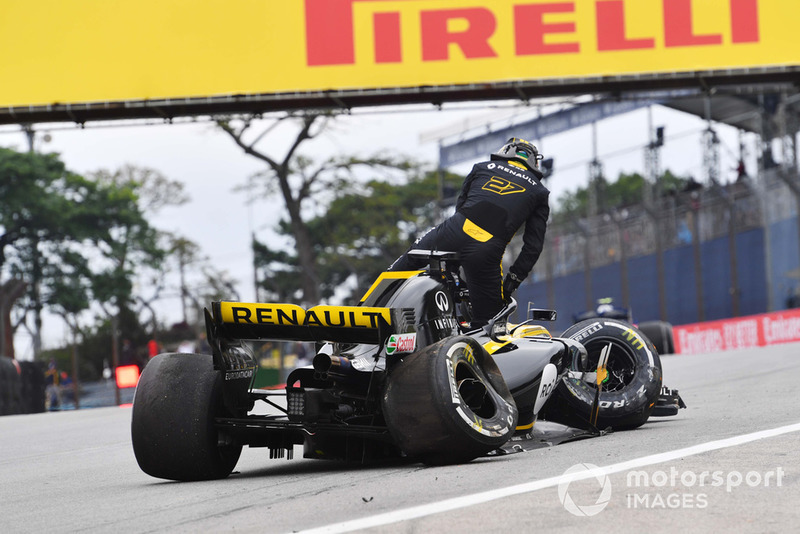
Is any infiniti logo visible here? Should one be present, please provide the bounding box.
[434,291,449,312]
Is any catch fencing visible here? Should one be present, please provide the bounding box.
[516,169,800,333]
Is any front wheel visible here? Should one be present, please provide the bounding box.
[131,353,243,481]
[382,336,517,465]
[540,319,662,430]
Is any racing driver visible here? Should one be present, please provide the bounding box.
[389,137,550,327]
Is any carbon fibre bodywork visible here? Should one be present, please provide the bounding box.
[199,251,590,462]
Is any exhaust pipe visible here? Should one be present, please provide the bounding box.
[313,353,354,381]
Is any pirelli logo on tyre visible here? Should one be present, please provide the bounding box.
[571,322,603,342]
[482,176,526,195]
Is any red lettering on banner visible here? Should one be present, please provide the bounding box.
[674,308,800,354]
[375,12,402,63]
[664,0,723,47]
[303,0,762,67]
[305,0,405,66]
[515,3,580,55]
[596,1,655,51]
[421,8,497,61]
[305,0,356,66]
[730,0,760,43]
[762,312,800,344]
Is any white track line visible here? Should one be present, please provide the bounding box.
[296,421,800,534]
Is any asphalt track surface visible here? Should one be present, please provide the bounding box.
[1,342,798,534]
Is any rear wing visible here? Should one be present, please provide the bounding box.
[206,301,415,345]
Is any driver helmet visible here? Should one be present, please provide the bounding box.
[491,137,543,174]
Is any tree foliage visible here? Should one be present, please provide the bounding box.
[260,167,462,303]
[0,147,199,372]
[0,148,99,357]
[85,165,188,313]
[0,148,89,270]
[217,112,418,304]
[553,169,691,222]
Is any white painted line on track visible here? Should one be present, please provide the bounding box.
[295,421,800,534]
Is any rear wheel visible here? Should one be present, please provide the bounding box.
[541,319,662,430]
[382,336,517,465]
[131,353,243,481]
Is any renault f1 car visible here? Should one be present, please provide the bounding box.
[132,251,679,481]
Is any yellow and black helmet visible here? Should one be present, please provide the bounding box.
[491,137,542,173]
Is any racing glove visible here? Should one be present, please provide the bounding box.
[502,272,523,303]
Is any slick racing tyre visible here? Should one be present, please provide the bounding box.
[131,353,243,481]
[638,320,675,355]
[542,319,662,430]
[382,336,518,465]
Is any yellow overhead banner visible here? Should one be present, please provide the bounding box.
[1,0,798,108]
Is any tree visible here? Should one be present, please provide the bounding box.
[216,112,413,304]
[0,147,204,378]
[251,238,300,302]
[0,148,99,358]
[78,166,190,379]
[0,279,26,358]
[554,169,691,222]
[85,165,189,315]
[45,248,93,338]
[304,167,464,301]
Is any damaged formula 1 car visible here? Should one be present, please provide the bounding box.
[131,251,682,481]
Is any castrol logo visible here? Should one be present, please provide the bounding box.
[386,333,417,355]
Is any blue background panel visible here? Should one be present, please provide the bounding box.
[517,216,795,328]
[628,254,662,322]
[735,228,767,316]
[768,217,800,309]
[663,245,699,325]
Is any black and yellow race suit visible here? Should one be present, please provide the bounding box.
[390,158,550,326]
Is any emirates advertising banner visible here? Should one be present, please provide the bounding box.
[673,309,800,355]
[1,0,798,109]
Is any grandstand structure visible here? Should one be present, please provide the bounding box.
[438,85,800,329]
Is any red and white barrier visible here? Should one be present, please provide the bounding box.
[674,308,800,354]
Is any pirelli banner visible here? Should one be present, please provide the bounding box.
[1,0,798,122]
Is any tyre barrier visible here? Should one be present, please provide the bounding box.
[0,357,47,416]
[0,356,17,415]
[19,361,46,413]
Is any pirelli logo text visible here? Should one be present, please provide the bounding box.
[305,0,762,67]
[482,176,526,195]
[218,302,392,329]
